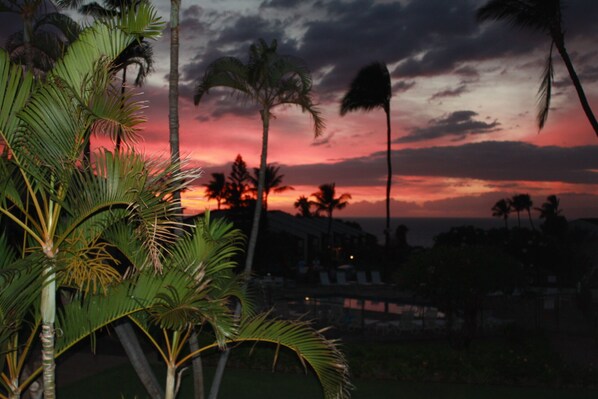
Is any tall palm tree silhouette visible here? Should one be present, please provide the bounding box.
[340,62,392,246]
[536,194,562,219]
[194,38,323,275]
[204,172,227,210]
[492,198,511,229]
[249,164,294,212]
[194,39,323,399]
[311,183,352,242]
[294,195,313,217]
[510,194,534,229]
[477,0,598,136]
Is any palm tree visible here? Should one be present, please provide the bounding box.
[249,164,294,211]
[0,7,167,398]
[3,9,81,77]
[204,172,227,210]
[340,62,392,247]
[491,198,511,229]
[117,214,350,399]
[510,194,534,229]
[68,0,155,152]
[536,194,562,219]
[535,194,567,236]
[311,183,352,242]
[477,0,598,136]
[294,195,313,217]
[169,0,182,208]
[194,38,324,399]
[194,38,323,277]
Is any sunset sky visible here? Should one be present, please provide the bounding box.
[2,0,598,219]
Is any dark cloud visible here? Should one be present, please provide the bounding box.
[398,110,500,143]
[395,141,598,184]
[300,0,480,92]
[259,0,306,9]
[429,84,469,101]
[174,0,598,104]
[454,65,479,77]
[393,80,416,93]
[279,141,598,186]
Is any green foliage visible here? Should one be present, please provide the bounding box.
[344,336,596,388]
[397,245,524,306]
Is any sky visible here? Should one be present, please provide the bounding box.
[2,0,598,219]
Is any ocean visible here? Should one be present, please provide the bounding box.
[345,217,503,247]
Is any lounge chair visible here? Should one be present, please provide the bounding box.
[371,271,383,285]
[356,271,371,285]
[336,271,350,285]
[319,271,331,286]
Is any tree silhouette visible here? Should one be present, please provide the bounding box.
[491,198,511,229]
[340,61,392,246]
[536,194,567,236]
[249,164,293,212]
[311,183,351,241]
[510,194,534,229]
[73,0,155,151]
[194,37,323,279]
[477,0,598,136]
[3,7,80,77]
[536,194,562,219]
[195,38,324,394]
[294,195,313,217]
[225,154,251,210]
[204,172,227,210]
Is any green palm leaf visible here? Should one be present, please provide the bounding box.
[54,267,203,356]
[233,314,352,399]
[0,50,34,153]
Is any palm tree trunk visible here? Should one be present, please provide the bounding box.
[165,365,177,399]
[327,211,333,245]
[516,211,521,228]
[40,260,56,399]
[208,109,270,399]
[245,109,268,274]
[555,40,598,136]
[169,3,206,397]
[24,18,33,73]
[527,209,535,230]
[116,66,127,151]
[189,332,205,399]
[384,106,391,249]
[169,0,182,208]
[114,321,163,398]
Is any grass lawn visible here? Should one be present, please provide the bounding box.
[58,363,598,399]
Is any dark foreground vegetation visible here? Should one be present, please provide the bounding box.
[58,331,598,398]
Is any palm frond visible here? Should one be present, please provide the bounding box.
[35,12,82,43]
[476,0,550,33]
[58,236,121,294]
[0,254,44,349]
[170,213,244,277]
[112,1,164,40]
[54,267,202,356]
[0,50,34,155]
[234,314,352,399]
[193,57,251,105]
[340,61,391,116]
[88,80,146,146]
[537,43,554,130]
